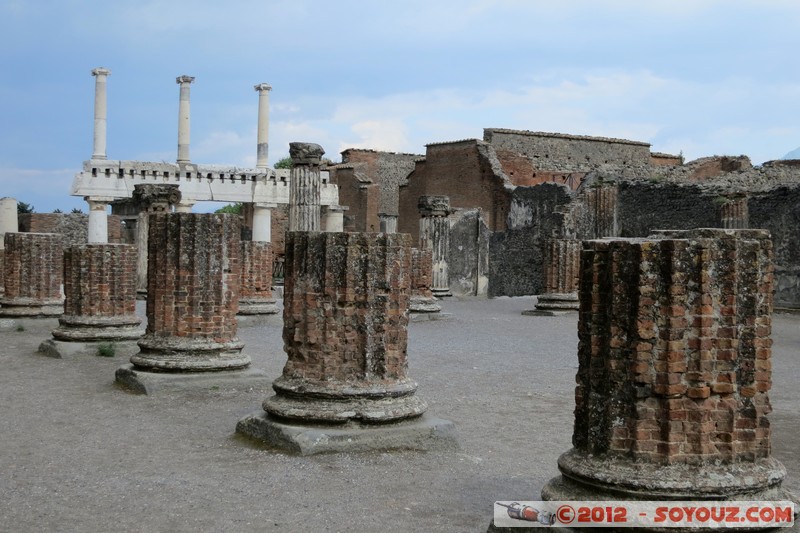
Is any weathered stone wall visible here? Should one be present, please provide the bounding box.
[335,167,380,232]
[484,128,652,170]
[18,213,122,245]
[448,208,489,296]
[749,186,800,308]
[489,184,574,297]
[495,147,586,190]
[410,247,434,300]
[616,181,719,237]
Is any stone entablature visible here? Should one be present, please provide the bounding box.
[72,159,337,207]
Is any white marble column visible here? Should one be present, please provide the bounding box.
[254,83,272,170]
[418,196,452,297]
[86,197,113,243]
[176,75,195,164]
[378,213,398,234]
[0,197,18,243]
[288,142,325,232]
[252,203,274,242]
[323,205,346,232]
[91,67,110,160]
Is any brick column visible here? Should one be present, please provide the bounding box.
[238,240,278,315]
[524,239,580,315]
[542,229,793,503]
[409,247,440,313]
[129,213,249,371]
[288,142,324,231]
[379,213,398,233]
[719,193,749,229]
[237,232,455,454]
[419,195,452,297]
[584,183,618,238]
[0,233,63,317]
[52,244,141,341]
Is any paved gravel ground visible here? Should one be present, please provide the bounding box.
[1,297,798,532]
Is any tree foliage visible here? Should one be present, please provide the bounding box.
[17,201,34,213]
[274,156,293,169]
[215,203,242,215]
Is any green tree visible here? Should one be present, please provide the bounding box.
[17,201,34,213]
[215,203,242,215]
[71,208,84,214]
[53,208,63,213]
[274,156,292,169]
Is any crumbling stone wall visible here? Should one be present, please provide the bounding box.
[448,209,490,296]
[18,213,122,245]
[339,149,420,217]
[333,166,380,232]
[484,128,652,169]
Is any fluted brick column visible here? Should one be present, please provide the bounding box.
[288,142,324,232]
[132,184,181,295]
[129,213,249,371]
[409,247,440,313]
[0,233,63,317]
[52,244,142,341]
[719,193,749,229]
[238,240,278,315]
[419,195,452,297]
[584,183,618,238]
[542,228,793,504]
[525,239,580,315]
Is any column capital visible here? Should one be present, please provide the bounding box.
[91,67,111,77]
[176,75,195,85]
[289,142,325,165]
[254,83,272,93]
[418,195,452,216]
[84,196,115,204]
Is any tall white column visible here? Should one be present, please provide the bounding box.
[91,67,110,160]
[254,83,272,170]
[252,203,274,242]
[176,75,195,164]
[418,196,452,297]
[0,197,18,247]
[86,197,112,243]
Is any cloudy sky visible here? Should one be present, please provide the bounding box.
[1,0,799,212]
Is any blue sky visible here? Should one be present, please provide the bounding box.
[1,0,799,213]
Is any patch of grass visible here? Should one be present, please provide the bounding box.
[97,342,116,358]
[15,325,25,332]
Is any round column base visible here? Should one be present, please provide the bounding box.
[131,335,250,372]
[410,296,441,313]
[263,376,428,423]
[237,297,279,315]
[534,293,579,312]
[52,314,144,342]
[0,297,63,317]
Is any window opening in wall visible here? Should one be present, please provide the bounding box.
[207,173,212,180]
[141,170,146,177]
[164,172,170,179]
[105,168,111,176]
[92,168,97,177]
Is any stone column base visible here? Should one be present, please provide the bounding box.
[263,376,428,423]
[236,411,457,455]
[131,335,250,371]
[115,363,270,395]
[409,296,441,313]
[38,338,141,359]
[431,288,452,298]
[237,297,279,316]
[51,314,144,342]
[0,297,63,317]
[522,293,579,316]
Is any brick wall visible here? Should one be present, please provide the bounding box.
[62,244,138,318]
[241,241,273,300]
[18,213,123,245]
[340,149,420,216]
[335,167,380,232]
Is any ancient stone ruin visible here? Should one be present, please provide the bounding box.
[237,231,455,454]
[409,247,441,314]
[522,238,580,315]
[542,228,795,507]
[418,195,453,298]
[115,213,268,394]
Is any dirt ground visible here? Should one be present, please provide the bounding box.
[1,297,798,532]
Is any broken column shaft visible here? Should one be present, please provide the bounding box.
[542,229,793,507]
[129,213,248,371]
[237,232,455,454]
[524,239,580,315]
[409,247,441,313]
[238,240,277,315]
